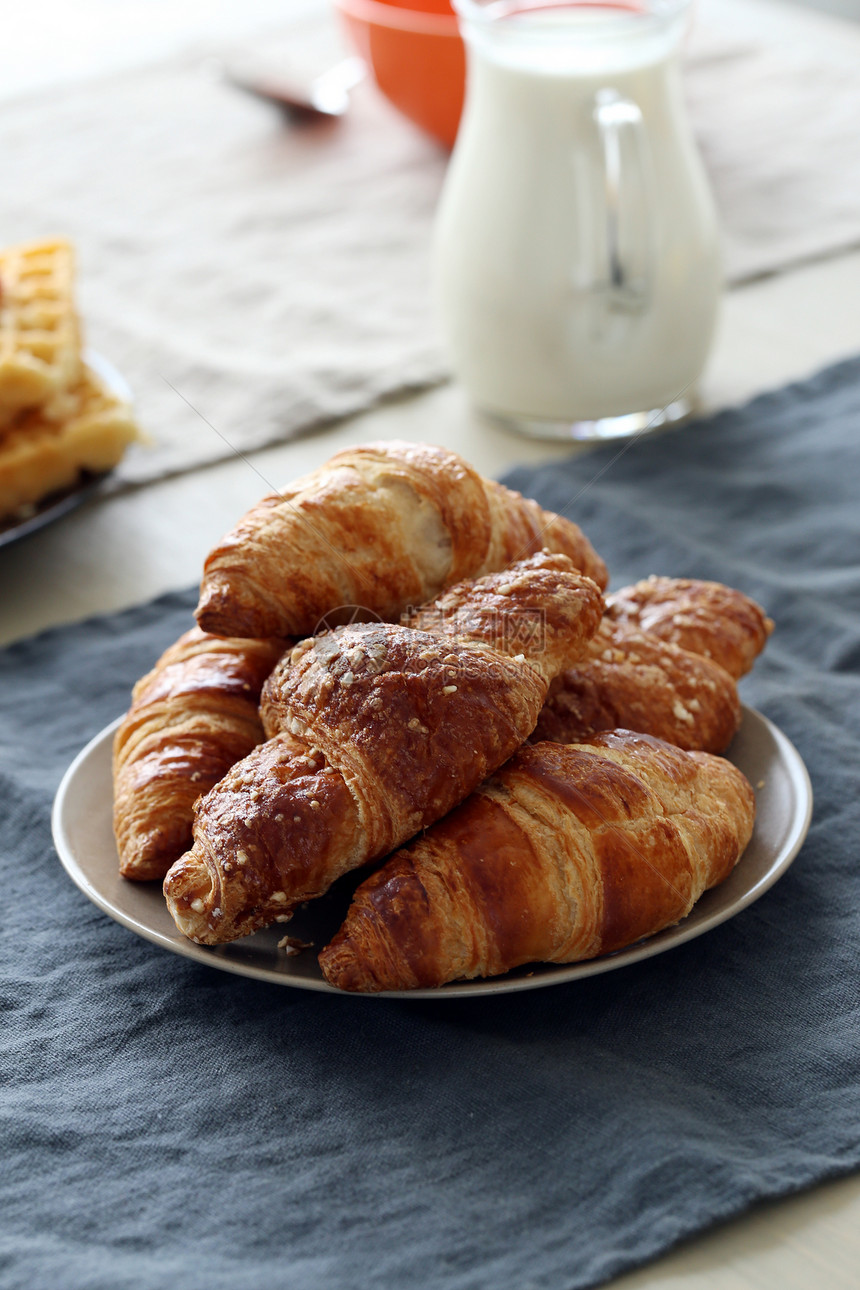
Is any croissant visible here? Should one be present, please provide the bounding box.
[605,577,773,679]
[319,730,756,992]
[164,553,604,943]
[113,628,287,881]
[534,576,772,753]
[533,622,742,753]
[195,440,608,640]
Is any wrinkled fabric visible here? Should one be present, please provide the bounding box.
[1,359,859,1290]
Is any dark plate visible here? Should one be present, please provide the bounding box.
[0,473,110,549]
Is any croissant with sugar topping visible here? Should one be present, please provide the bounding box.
[535,578,772,753]
[604,576,773,679]
[164,553,604,944]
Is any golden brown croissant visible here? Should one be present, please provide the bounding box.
[533,621,742,753]
[319,731,756,992]
[534,576,772,752]
[605,576,773,679]
[195,440,608,640]
[164,553,604,943]
[113,628,287,881]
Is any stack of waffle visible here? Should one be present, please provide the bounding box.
[0,239,141,522]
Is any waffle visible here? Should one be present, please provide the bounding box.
[0,238,82,426]
[0,362,141,520]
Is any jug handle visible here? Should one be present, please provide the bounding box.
[593,88,651,313]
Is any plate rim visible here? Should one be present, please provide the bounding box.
[51,706,813,999]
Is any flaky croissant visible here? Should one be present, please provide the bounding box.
[605,577,773,679]
[533,622,742,753]
[164,553,604,943]
[113,628,287,881]
[319,730,756,992]
[195,440,608,640]
[535,577,772,753]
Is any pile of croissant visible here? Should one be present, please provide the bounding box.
[112,441,772,991]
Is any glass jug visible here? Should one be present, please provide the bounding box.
[433,0,721,440]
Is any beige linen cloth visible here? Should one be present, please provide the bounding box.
[2,5,859,487]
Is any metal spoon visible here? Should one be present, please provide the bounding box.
[221,55,366,121]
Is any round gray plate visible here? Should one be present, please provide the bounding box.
[52,707,813,998]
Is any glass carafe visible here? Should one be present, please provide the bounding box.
[433,0,721,440]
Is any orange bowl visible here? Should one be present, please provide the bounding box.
[333,0,466,148]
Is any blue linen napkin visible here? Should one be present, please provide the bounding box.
[2,358,859,1290]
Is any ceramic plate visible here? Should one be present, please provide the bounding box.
[52,706,812,998]
[0,351,133,550]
